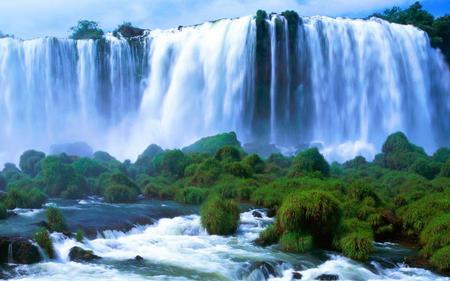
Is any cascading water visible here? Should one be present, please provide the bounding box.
[0,15,448,163]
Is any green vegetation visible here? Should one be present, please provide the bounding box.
[182,132,240,154]
[46,207,68,233]
[0,130,448,272]
[372,2,450,64]
[75,229,85,243]
[69,20,104,40]
[33,228,55,258]
[200,195,240,235]
[0,203,7,219]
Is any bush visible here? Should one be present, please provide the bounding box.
[334,219,374,261]
[4,187,47,209]
[277,190,340,246]
[200,196,240,235]
[255,225,280,246]
[75,229,85,243]
[242,154,265,173]
[150,150,190,178]
[347,180,381,206]
[0,203,7,219]
[142,177,173,200]
[71,158,107,178]
[439,158,450,178]
[191,158,222,186]
[40,155,87,198]
[104,183,139,203]
[267,153,291,168]
[175,187,207,204]
[135,144,163,172]
[46,207,68,232]
[398,193,450,234]
[280,232,313,253]
[224,162,251,178]
[409,158,440,179]
[215,146,242,162]
[33,228,55,259]
[19,150,45,177]
[430,246,450,272]
[1,163,25,183]
[182,132,241,155]
[291,148,329,176]
[419,213,450,257]
[433,148,450,163]
[70,20,104,40]
[380,132,426,170]
[343,156,367,169]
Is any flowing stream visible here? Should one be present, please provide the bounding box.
[0,200,449,280]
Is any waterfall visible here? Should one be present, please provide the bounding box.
[0,15,448,163]
[7,243,13,263]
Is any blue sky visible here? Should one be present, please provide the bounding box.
[0,0,448,39]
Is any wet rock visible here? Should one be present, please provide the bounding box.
[292,271,303,279]
[0,237,41,264]
[249,261,282,279]
[69,246,101,262]
[266,208,276,218]
[117,25,145,38]
[134,255,144,261]
[34,220,50,229]
[315,274,339,280]
[252,210,263,218]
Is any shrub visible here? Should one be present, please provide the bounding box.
[19,150,45,177]
[192,158,222,186]
[334,219,374,261]
[33,228,55,259]
[419,213,450,257]
[343,156,367,169]
[347,180,381,206]
[380,132,426,170]
[104,183,139,203]
[439,158,450,178]
[215,146,242,162]
[70,20,104,40]
[71,158,107,178]
[40,155,87,198]
[267,153,291,168]
[1,163,25,183]
[175,187,207,204]
[200,196,240,235]
[113,22,144,38]
[280,232,313,253]
[430,246,450,272]
[291,148,329,176]
[46,207,68,232]
[277,190,340,246]
[242,154,265,173]
[398,193,450,234]
[150,150,190,178]
[224,162,251,178]
[135,144,163,172]
[433,148,450,163]
[182,132,240,155]
[0,203,7,219]
[409,158,440,179]
[255,225,280,246]
[75,229,85,243]
[4,187,47,209]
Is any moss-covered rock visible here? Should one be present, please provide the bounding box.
[200,196,240,235]
[182,132,241,155]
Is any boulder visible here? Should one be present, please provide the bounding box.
[0,237,41,264]
[252,210,263,218]
[292,271,303,279]
[316,274,339,280]
[68,246,101,262]
[134,255,144,261]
